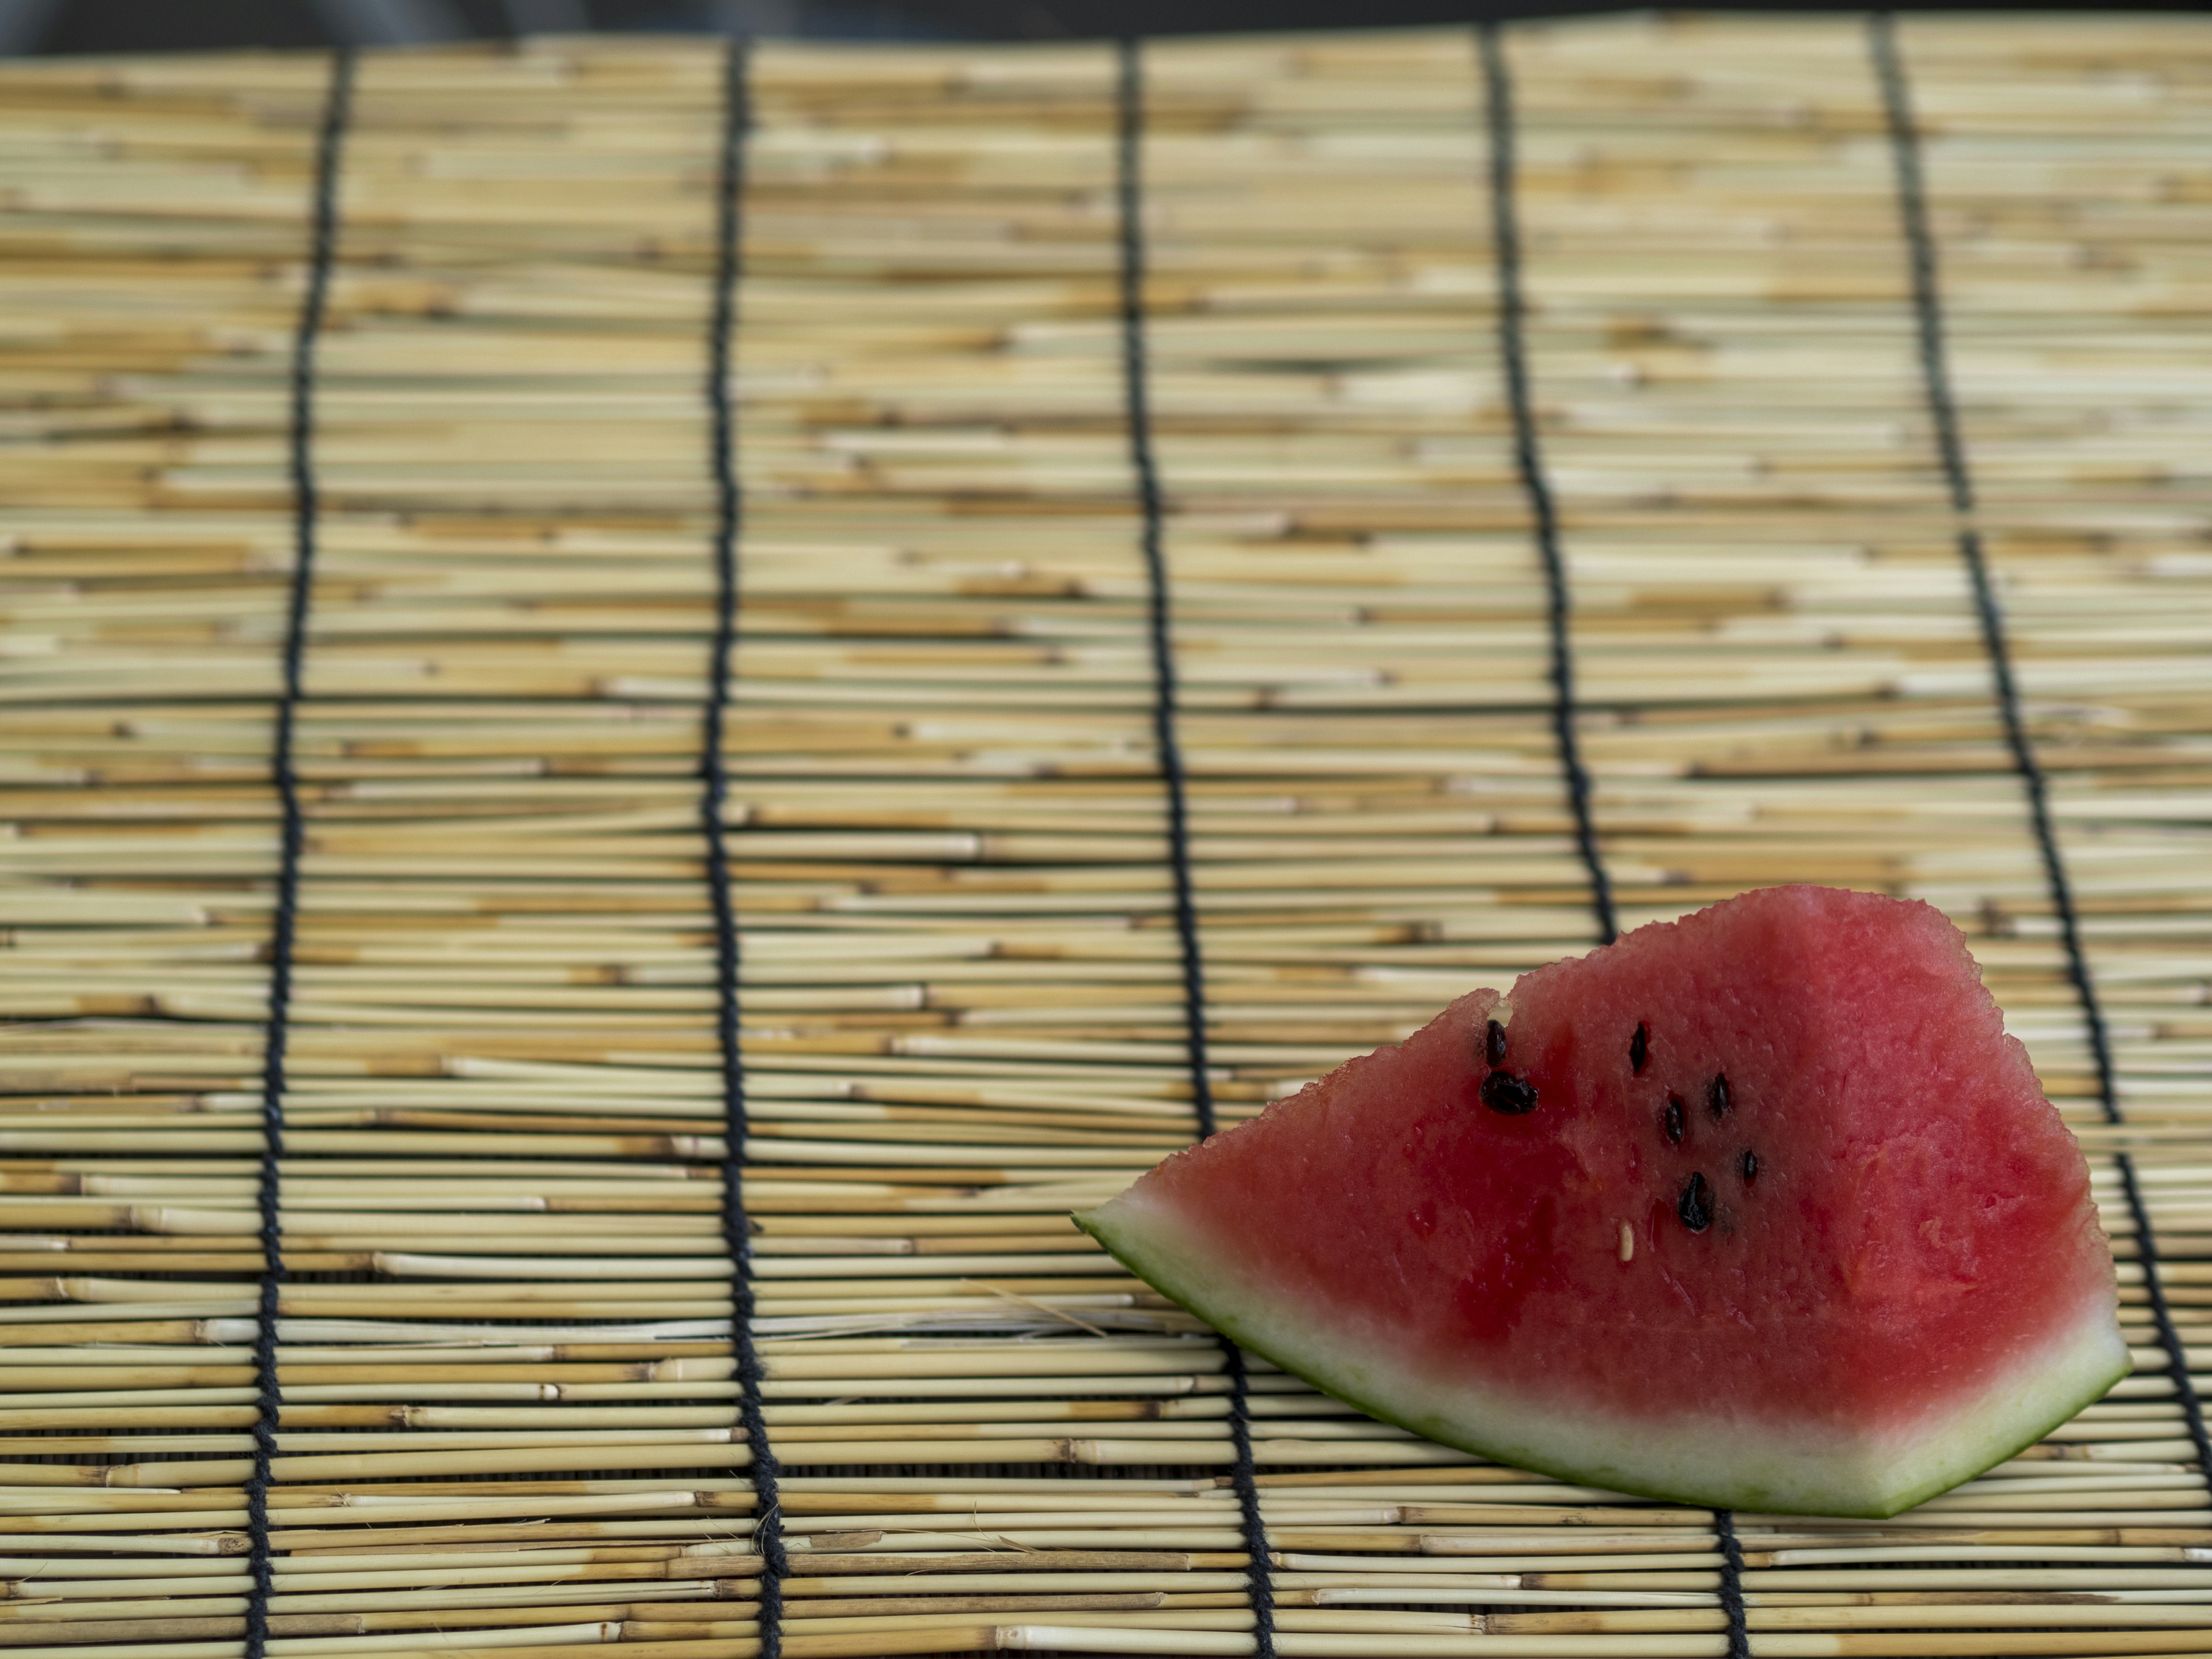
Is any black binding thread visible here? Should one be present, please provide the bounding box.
[1115,38,1275,1657]
[705,36,786,1657]
[1479,25,1752,1653]
[1715,1507,1752,1659]
[1478,20,1617,948]
[247,47,353,1659]
[1116,37,1217,1150]
[1871,12,2212,1488]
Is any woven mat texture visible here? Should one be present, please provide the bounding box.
[2,13,2210,1657]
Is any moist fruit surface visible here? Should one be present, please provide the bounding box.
[1078,886,2128,1517]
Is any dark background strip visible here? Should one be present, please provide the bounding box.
[14,0,2206,58]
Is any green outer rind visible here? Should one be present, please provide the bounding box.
[1075,1198,2130,1520]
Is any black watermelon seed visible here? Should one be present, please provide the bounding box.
[1630,1022,1649,1075]
[1741,1150,1759,1184]
[1707,1072,1731,1119]
[1677,1172,1713,1233]
[1661,1096,1685,1146]
[1480,1070,1539,1115]
[1485,1018,1508,1068]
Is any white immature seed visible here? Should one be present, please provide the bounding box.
[1618,1222,1635,1263]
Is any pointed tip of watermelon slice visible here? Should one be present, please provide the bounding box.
[1075,885,2130,1520]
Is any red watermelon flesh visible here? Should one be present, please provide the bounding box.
[1077,886,2126,1517]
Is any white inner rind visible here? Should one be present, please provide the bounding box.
[1079,1186,2130,1519]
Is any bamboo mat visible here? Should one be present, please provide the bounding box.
[1,10,2210,1657]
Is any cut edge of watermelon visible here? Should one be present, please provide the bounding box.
[1077,1187,2131,1520]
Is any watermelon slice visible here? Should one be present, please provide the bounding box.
[1077,886,2127,1518]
